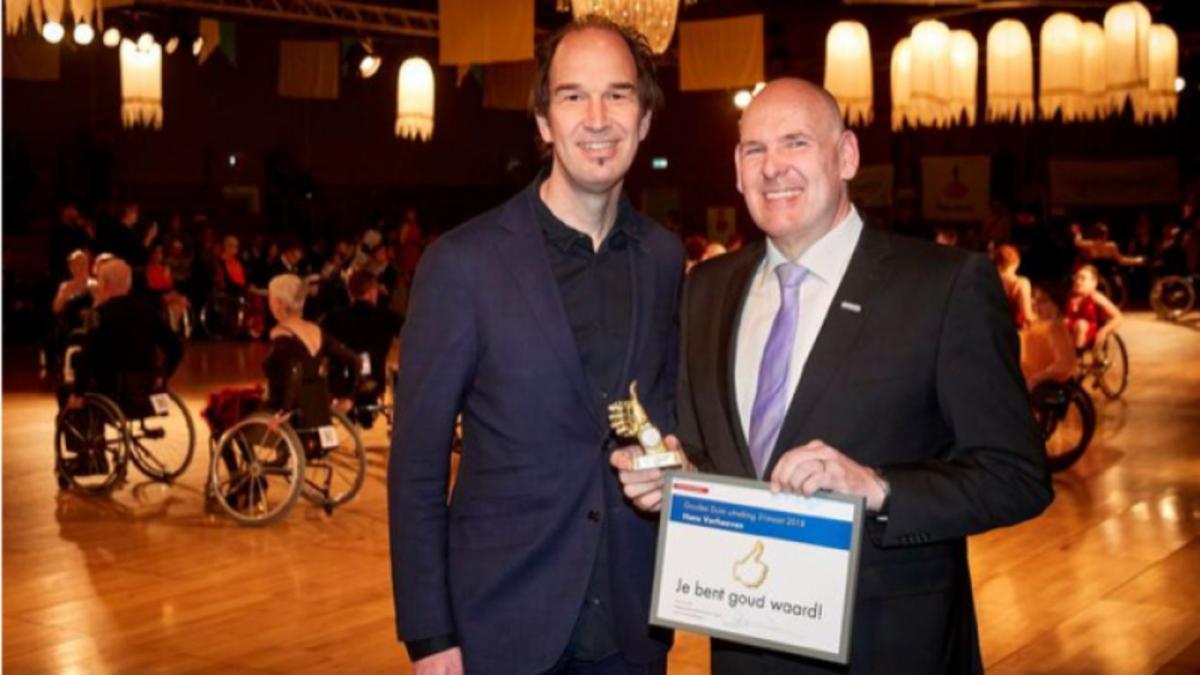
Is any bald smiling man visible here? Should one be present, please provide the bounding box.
[614,79,1052,674]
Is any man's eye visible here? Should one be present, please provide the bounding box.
[785,139,807,149]
[742,146,763,156]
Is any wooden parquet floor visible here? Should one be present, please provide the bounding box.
[4,312,1199,673]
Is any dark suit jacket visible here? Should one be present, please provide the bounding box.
[676,226,1053,674]
[388,183,683,673]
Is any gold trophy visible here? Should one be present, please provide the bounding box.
[608,381,685,470]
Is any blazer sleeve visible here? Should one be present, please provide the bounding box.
[388,236,478,643]
[874,253,1053,547]
[674,273,713,471]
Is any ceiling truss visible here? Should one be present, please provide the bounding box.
[104,0,438,37]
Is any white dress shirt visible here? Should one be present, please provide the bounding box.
[735,206,865,440]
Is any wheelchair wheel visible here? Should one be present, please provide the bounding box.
[127,390,196,482]
[210,413,304,526]
[200,294,247,340]
[1031,381,1095,472]
[1093,333,1128,400]
[301,409,366,511]
[1150,276,1195,321]
[55,394,129,492]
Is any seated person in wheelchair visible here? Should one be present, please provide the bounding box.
[260,274,360,448]
[1064,264,1123,352]
[64,258,184,472]
[217,235,248,293]
[212,274,359,509]
[319,269,402,428]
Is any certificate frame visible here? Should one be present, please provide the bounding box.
[649,472,865,665]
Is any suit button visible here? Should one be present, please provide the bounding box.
[587,510,602,523]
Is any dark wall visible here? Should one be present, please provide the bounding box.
[5,1,1198,243]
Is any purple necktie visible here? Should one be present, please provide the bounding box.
[748,262,809,478]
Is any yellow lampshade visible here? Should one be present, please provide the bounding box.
[1080,21,1107,121]
[890,37,913,131]
[119,38,164,129]
[1039,13,1083,121]
[1104,1,1151,119]
[396,57,434,141]
[948,29,977,126]
[986,19,1034,123]
[824,21,873,126]
[1145,23,1178,123]
[910,20,952,127]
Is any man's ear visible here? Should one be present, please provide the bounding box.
[638,110,652,141]
[837,129,860,181]
[535,113,553,145]
[734,144,744,195]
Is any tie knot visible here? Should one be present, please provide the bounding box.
[775,262,808,290]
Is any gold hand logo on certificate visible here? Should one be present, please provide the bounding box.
[732,540,770,589]
[608,381,684,470]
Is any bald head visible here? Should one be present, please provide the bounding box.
[734,77,860,260]
[741,78,845,140]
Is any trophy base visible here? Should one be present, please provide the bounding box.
[633,451,685,471]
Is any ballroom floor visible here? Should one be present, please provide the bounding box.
[3,312,1199,673]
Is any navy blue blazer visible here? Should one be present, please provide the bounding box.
[388,182,684,673]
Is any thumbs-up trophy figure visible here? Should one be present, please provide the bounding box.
[608,381,685,470]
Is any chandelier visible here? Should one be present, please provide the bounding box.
[558,0,698,54]
[5,0,97,41]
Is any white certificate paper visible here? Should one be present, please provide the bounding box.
[650,473,864,664]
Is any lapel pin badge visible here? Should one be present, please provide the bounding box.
[840,301,862,313]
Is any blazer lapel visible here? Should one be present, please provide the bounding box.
[492,189,605,430]
[617,232,648,394]
[765,227,894,476]
[718,241,765,477]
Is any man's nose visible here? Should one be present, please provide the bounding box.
[584,99,609,130]
[761,147,784,179]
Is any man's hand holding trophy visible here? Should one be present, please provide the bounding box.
[608,381,693,512]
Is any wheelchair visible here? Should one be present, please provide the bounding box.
[346,364,397,434]
[1077,331,1129,400]
[205,389,365,526]
[55,377,196,493]
[1150,274,1196,321]
[1030,379,1096,472]
[199,292,246,340]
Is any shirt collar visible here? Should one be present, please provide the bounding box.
[530,175,639,253]
[762,205,863,285]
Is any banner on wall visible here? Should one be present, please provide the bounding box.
[1049,158,1179,206]
[849,164,894,208]
[483,60,536,111]
[278,40,339,100]
[439,0,533,66]
[3,36,60,81]
[920,156,990,222]
[679,15,763,92]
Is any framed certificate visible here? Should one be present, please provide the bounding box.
[649,472,864,664]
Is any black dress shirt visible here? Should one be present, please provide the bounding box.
[534,184,634,663]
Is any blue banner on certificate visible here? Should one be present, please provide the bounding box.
[649,473,864,664]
